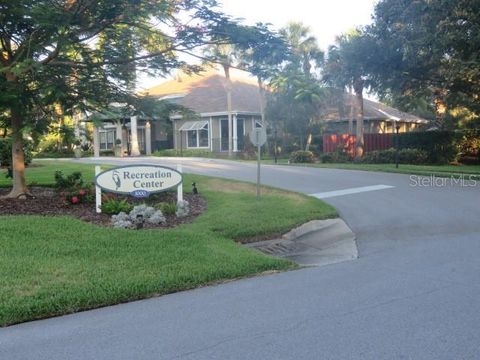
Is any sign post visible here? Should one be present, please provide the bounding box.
[95,166,102,213]
[176,164,183,203]
[249,128,267,200]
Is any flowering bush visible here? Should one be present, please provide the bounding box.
[62,188,93,205]
[54,171,93,205]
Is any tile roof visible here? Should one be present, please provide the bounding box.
[321,94,428,123]
[144,68,261,115]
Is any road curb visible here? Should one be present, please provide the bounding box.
[246,219,358,267]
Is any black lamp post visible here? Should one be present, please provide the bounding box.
[273,127,278,164]
[395,123,401,168]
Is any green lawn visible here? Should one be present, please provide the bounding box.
[0,160,102,187]
[295,162,480,179]
[250,159,480,179]
[0,161,336,326]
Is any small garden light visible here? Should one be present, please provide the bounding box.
[135,214,144,230]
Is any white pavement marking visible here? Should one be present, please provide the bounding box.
[310,184,395,199]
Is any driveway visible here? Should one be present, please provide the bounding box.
[1,157,479,359]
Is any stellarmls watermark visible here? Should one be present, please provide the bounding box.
[409,175,478,187]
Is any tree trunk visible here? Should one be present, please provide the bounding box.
[3,70,29,199]
[305,133,312,151]
[353,78,364,159]
[348,86,355,134]
[257,77,265,124]
[223,64,233,157]
[6,108,29,199]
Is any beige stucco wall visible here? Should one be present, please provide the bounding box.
[174,114,262,153]
[173,118,189,151]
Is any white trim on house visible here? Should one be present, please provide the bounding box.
[158,93,186,101]
[170,111,261,120]
[209,117,213,151]
[179,120,209,131]
[255,120,264,128]
[233,114,238,152]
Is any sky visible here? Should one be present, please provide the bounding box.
[138,0,378,89]
[221,0,377,50]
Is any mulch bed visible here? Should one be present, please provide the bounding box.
[0,187,206,229]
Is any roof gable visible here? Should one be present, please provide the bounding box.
[144,67,261,115]
[321,94,428,123]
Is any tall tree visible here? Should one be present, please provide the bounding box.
[264,22,325,151]
[323,30,376,158]
[280,22,324,77]
[0,0,276,198]
[203,44,236,156]
[368,0,480,127]
[236,28,288,157]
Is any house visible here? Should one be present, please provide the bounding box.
[85,69,425,157]
[144,67,264,153]
[321,94,428,134]
[82,67,262,157]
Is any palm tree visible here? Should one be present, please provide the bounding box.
[323,30,374,159]
[280,22,324,77]
[276,22,325,150]
[204,44,236,157]
[236,31,288,161]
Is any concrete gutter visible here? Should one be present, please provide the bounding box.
[246,219,358,267]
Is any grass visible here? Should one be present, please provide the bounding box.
[290,162,480,179]
[0,160,336,326]
[246,158,480,179]
[0,160,102,187]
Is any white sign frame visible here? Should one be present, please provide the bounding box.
[94,164,183,197]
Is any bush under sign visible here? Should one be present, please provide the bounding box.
[95,165,183,198]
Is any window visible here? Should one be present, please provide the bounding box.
[182,121,209,148]
[187,129,197,147]
[99,129,116,150]
[255,120,264,128]
[198,127,209,147]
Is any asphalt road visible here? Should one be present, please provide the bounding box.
[2,157,480,359]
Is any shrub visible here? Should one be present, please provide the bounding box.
[34,150,75,158]
[0,138,33,167]
[63,188,93,205]
[101,198,133,215]
[397,131,458,164]
[111,204,166,228]
[156,202,177,216]
[54,171,84,190]
[289,150,315,163]
[320,150,350,163]
[176,200,190,218]
[398,148,429,164]
[361,148,428,165]
[153,149,214,158]
[458,130,480,164]
[54,171,93,204]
